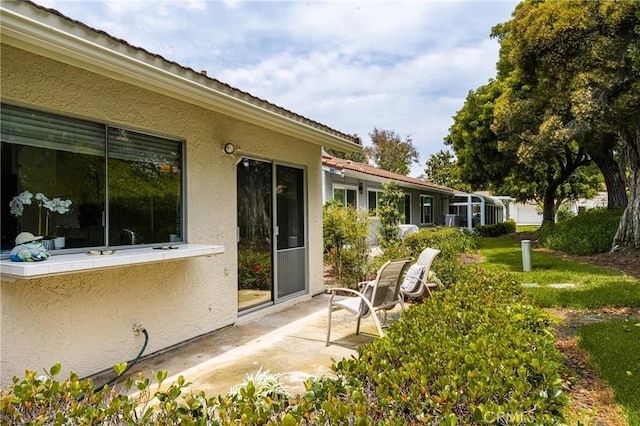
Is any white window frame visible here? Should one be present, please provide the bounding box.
[420,195,433,224]
[333,184,358,208]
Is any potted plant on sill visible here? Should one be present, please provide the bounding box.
[9,190,73,249]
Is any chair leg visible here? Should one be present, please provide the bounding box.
[371,311,384,337]
[327,306,334,346]
[356,317,361,335]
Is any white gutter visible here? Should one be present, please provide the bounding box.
[0,2,361,153]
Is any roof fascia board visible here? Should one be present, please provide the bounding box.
[0,5,360,153]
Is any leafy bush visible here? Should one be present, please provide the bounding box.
[403,226,478,261]
[323,200,373,288]
[555,207,574,222]
[537,208,623,255]
[400,226,478,286]
[238,246,271,290]
[376,181,404,249]
[475,219,517,237]
[1,272,568,424]
[330,271,568,424]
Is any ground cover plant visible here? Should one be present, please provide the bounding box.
[1,270,569,424]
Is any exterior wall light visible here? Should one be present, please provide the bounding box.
[224,143,236,154]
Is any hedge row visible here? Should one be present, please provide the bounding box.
[475,220,517,237]
[537,207,623,255]
[1,272,567,424]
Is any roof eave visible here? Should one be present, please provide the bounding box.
[0,4,361,153]
[341,169,453,195]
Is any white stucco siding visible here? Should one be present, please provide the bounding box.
[0,45,326,383]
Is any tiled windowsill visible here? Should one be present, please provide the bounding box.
[0,244,224,281]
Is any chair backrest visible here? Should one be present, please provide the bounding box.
[415,247,441,276]
[401,248,441,294]
[368,257,412,310]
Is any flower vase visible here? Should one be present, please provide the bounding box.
[42,239,56,251]
[54,237,65,249]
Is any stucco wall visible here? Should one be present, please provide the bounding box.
[0,45,324,384]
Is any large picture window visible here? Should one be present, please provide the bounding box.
[1,104,184,254]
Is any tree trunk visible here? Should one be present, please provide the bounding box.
[613,131,640,249]
[588,136,628,209]
[542,185,557,224]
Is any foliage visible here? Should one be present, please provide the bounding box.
[330,271,568,424]
[323,200,372,288]
[1,272,569,425]
[323,147,369,164]
[475,219,517,237]
[537,208,624,255]
[238,246,271,290]
[364,128,418,175]
[422,149,472,192]
[476,237,640,309]
[376,181,404,249]
[579,318,640,425]
[403,226,478,262]
[555,206,574,223]
[400,226,478,286]
[493,0,640,245]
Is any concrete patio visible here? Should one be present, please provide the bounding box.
[99,293,403,397]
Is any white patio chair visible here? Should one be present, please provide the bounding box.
[326,257,412,345]
[400,247,441,298]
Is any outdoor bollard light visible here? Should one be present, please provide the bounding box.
[521,239,532,272]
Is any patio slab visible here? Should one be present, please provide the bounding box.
[102,293,401,397]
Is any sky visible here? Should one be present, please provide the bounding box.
[37,0,519,177]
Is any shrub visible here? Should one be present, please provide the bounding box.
[537,207,623,255]
[323,200,372,288]
[238,246,271,290]
[330,271,568,424]
[475,219,516,237]
[2,272,568,424]
[403,226,478,261]
[376,181,404,249]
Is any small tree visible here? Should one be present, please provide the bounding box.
[377,181,404,248]
[323,200,372,287]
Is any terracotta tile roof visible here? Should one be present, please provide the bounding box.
[20,0,361,146]
[322,155,455,194]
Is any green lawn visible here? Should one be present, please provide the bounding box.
[476,237,640,425]
[477,237,640,309]
[580,320,640,426]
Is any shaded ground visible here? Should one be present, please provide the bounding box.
[549,307,639,426]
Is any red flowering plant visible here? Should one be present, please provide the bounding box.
[238,246,271,290]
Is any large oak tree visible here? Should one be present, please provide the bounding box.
[495,0,639,247]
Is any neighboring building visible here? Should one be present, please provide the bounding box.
[447,192,506,230]
[322,154,455,244]
[0,1,361,384]
[500,192,609,226]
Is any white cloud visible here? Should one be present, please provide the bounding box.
[33,0,518,176]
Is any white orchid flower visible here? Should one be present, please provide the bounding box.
[8,191,33,216]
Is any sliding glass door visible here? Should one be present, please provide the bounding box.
[236,159,306,312]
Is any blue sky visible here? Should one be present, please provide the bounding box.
[38,0,519,176]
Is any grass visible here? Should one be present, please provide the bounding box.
[516,224,540,233]
[476,236,640,424]
[579,319,640,426]
[476,237,640,309]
